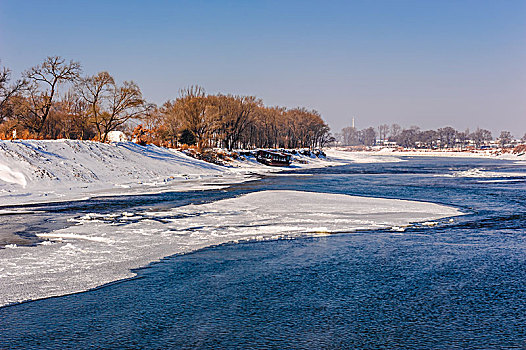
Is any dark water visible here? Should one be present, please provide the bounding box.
[1,157,526,349]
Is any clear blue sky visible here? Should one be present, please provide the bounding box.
[1,0,525,136]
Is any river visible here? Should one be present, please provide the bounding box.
[1,157,525,349]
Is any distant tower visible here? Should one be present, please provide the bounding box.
[352,117,355,129]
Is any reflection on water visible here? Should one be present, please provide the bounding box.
[1,157,526,349]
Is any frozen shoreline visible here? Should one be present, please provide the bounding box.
[3,140,521,208]
[0,190,462,307]
[0,140,405,207]
[332,147,526,161]
[0,140,246,207]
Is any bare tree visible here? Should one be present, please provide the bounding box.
[456,128,470,148]
[377,124,389,142]
[341,126,359,145]
[418,130,438,148]
[390,123,401,139]
[99,81,144,142]
[498,131,513,148]
[359,127,377,146]
[0,64,28,121]
[76,71,144,142]
[470,128,492,148]
[76,71,114,139]
[160,100,185,146]
[211,94,260,150]
[176,86,213,149]
[23,56,81,134]
[393,128,418,148]
[437,126,457,148]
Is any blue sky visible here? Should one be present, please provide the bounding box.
[1,0,525,136]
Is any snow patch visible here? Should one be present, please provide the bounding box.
[439,168,526,178]
[0,163,26,187]
[324,149,403,164]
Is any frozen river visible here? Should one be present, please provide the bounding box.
[1,157,526,348]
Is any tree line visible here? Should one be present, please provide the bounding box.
[338,124,526,149]
[0,56,331,150]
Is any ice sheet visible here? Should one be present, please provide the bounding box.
[0,190,462,307]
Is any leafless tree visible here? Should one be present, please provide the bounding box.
[390,123,401,139]
[377,124,389,141]
[0,63,28,121]
[359,127,377,146]
[211,94,260,150]
[437,126,457,148]
[498,131,513,148]
[341,126,359,145]
[470,128,492,148]
[76,71,144,142]
[176,86,213,149]
[23,56,81,134]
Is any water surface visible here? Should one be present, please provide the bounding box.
[1,157,525,349]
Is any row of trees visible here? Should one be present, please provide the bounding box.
[338,124,526,148]
[140,86,331,150]
[0,57,331,150]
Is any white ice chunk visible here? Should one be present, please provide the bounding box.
[0,190,462,307]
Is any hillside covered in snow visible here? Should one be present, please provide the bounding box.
[0,140,240,206]
[0,140,415,207]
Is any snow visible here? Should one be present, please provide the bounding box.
[0,140,473,306]
[324,149,403,163]
[0,140,242,206]
[0,141,411,207]
[438,168,526,178]
[360,148,526,161]
[0,163,26,187]
[106,131,127,142]
[0,190,462,307]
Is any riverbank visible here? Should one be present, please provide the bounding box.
[331,146,526,162]
[0,140,410,207]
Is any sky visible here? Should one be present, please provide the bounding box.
[1,0,525,136]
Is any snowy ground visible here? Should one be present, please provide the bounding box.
[2,142,524,208]
[0,190,462,307]
[0,140,234,206]
[324,149,404,163]
[366,147,526,161]
[0,141,406,207]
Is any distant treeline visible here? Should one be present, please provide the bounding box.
[337,124,526,148]
[0,56,332,150]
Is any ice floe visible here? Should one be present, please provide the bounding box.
[439,168,526,178]
[0,190,462,307]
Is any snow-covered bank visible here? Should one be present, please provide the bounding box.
[0,190,462,307]
[0,141,406,207]
[324,149,404,163]
[0,140,234,206]
[358,147,526,161]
